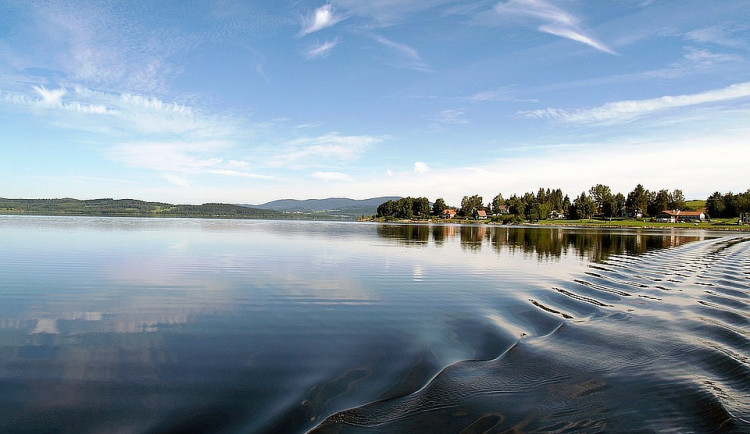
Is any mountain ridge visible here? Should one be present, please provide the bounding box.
[248,196,401,213]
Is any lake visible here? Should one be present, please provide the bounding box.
[1,215,748,433]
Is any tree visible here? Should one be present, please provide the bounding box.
[507,195,526,219]
[562,194,571,215]
[549,189,564,212]
[648,189,671,216]
[397,197,414,219]
[669,189,686,210]
[536,188,547,205]
[735,190,750,215]
[377,200,395,218]
[460,194,483,216]
[377,197,429,219]
[432,198,447,216]
[589,184,612,216]
[706,191,725,218]
[412,197,430,217]
[491,193,505,214]
[626,184,649,216]
[572,191,596,220]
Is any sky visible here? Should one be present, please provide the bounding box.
[1,0,749,206]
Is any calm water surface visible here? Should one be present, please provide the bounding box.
[0,216,748,433]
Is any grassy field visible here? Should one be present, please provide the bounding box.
[536,217,747,231]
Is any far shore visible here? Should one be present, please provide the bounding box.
[361,216,750,232]
[2,211,749,232]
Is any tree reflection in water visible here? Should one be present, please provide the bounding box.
[376,224,704,262]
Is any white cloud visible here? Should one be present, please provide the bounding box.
[372,34,431,72]
[468,86,537,103]
[33,85,66,106]
[301,4,344,35]
[208,169,277,180]
[26,2,185,93]
[330,1,458,27]
[682,47,738,67]
[522,81,750,124]
[495,0,616,55]
[163,174,191,188]
[306,39,339,59]
[1,84,244,140]
[433,109,468,125]
[295,122,324,129]
[538,24,616,55]
[270,133,384,167]
[312,171,354,182]
[107,141,227,173]
[685,25,749,49]
[317,130,750,206]
[413,162,429,174]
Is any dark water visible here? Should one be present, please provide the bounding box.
[0,216,748,433]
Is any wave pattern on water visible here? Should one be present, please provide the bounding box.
[311,236,750,433]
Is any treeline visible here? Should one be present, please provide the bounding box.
[376,184,750,221]
[376,197,430,219]
[705,191,750,218]
[0,198,287,219]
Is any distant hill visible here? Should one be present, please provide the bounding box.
[0,196,403,221]
[248,196,401,218]
[0,198,288,219]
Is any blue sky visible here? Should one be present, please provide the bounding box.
[1,0,749,206]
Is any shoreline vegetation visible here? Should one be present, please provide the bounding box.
[362,216,750,232]
[1,187,749,232]
[0,198,298,220]
[367,184,750,232]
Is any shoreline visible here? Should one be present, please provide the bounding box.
[4,212,749,232]
[360,216,750,232]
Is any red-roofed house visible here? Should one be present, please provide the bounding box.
[474,210,488,220]
[441,208,457,219]
[657,209,706,223]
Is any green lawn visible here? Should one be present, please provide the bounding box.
[536,218,747,230]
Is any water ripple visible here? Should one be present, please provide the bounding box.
[311,235,750,433]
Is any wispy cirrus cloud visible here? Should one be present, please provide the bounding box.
[522,81,750,124]
[271,133,384,167]
[467,86,538,103]
[372,34,431,72]
[682,47,739,67]
[312,171,354,182]
[431,109,468,127]
[305,38,340,59]
[685,25,749,49]
[495,0,616,55]
[330,0,460,27]
[413,162,430,174]
[301,4,345,35]
[2,84,245,139]
[23,2,188,93]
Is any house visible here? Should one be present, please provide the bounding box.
[495,205,509,215]
[626,208,643,219]
[440,208,457,219]
[550,210,566,219]
[474,209,488,220]
[657,209,706,223]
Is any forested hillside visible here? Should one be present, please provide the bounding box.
[0,198,287,219]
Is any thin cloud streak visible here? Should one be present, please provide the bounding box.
[523,81,750,124]
[306,39,339,59]
[312,171,354,182]
[267,133,385,168]
[495,0,616,54]
[372,34,431,72]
